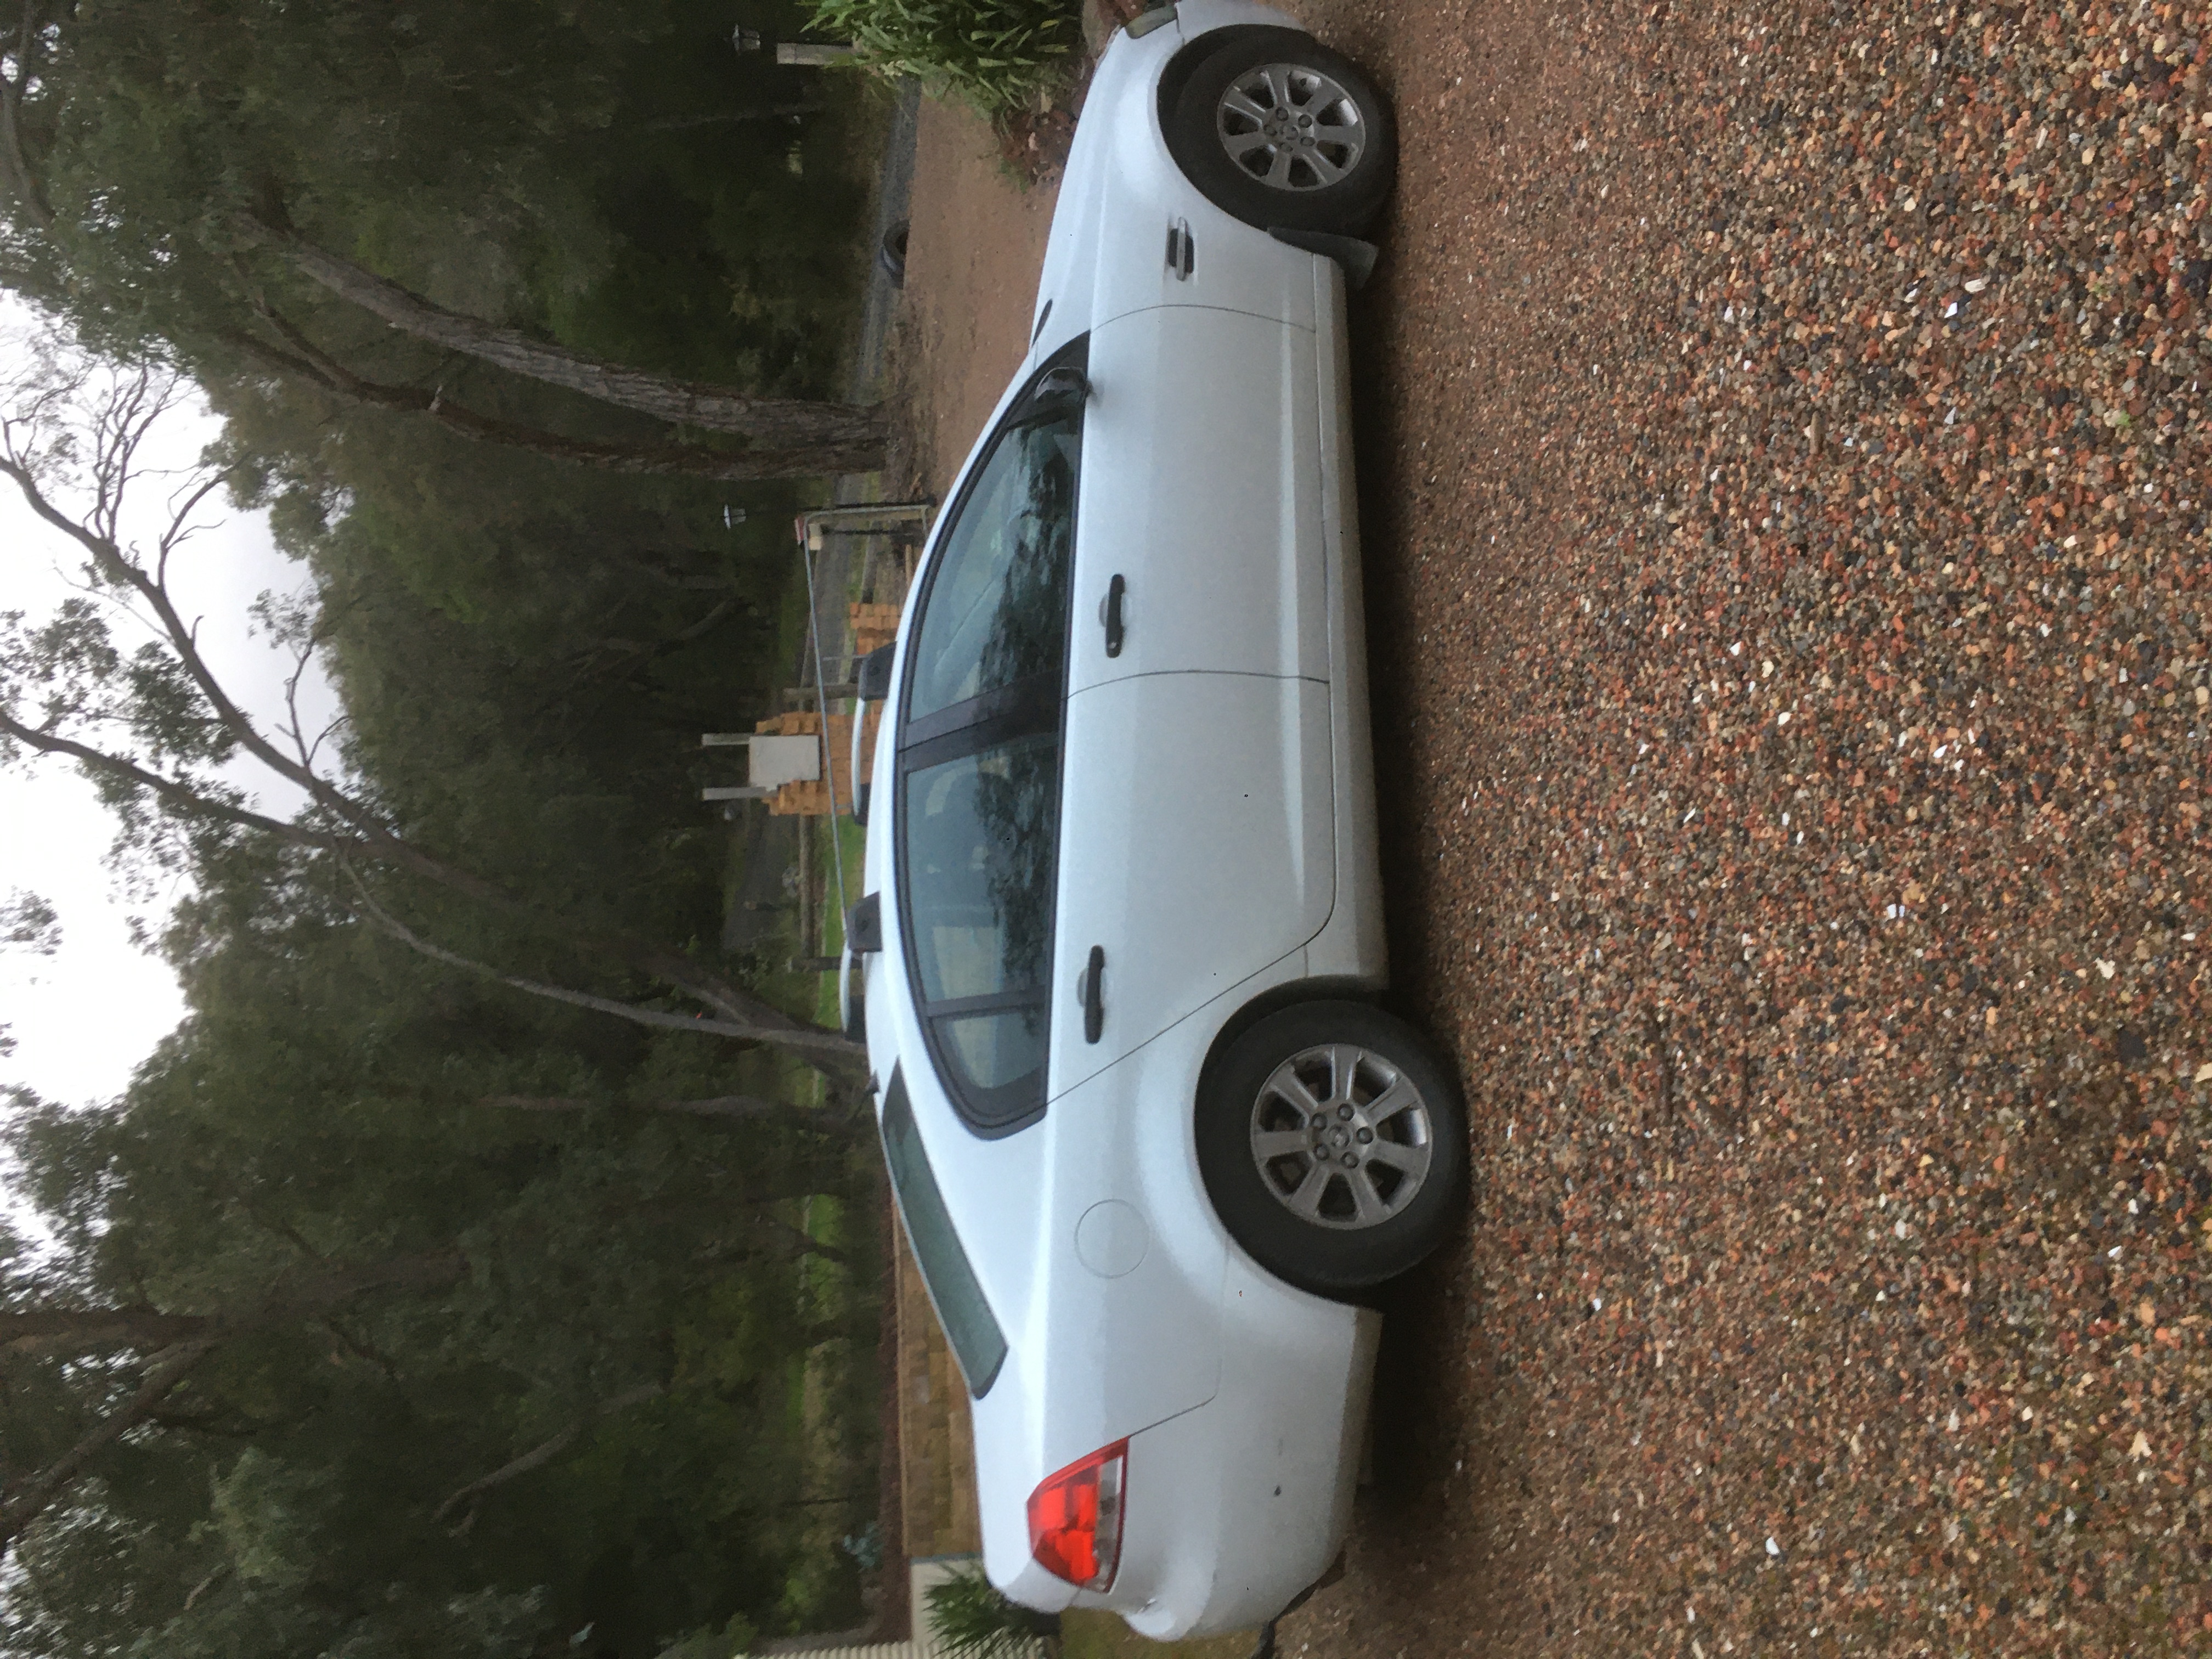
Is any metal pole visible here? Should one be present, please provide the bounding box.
[800,538,851,938]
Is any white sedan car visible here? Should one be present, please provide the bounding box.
[843,1,1465,1639]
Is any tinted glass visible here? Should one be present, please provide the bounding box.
[938,1008,1050,1094]
[906,416,1079,723]
[878,1073,1007,1396]
[902,733,1060,1004]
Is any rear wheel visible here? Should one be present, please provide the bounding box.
[1197,1001,1465,1297]
[1163,29,1396,236]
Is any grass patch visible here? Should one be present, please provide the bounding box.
[802,0,1084,118]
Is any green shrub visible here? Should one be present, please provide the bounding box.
[923,1564,1062,1659]
[802,0,1083,116]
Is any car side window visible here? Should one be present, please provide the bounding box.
[895,342,1086,1136]
[901,731,1060,1123]
[905,418,1079,726]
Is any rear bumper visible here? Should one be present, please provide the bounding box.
[1085,1259,1378,1639]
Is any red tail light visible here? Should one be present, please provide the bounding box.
[1026,1440,1128,1591]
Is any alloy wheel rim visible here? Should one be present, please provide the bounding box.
[1214,63,1367,192]
[1247,1043,1432,1231]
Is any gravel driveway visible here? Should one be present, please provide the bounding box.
[898,0,2212,1646]
[1276,0,2212,1652]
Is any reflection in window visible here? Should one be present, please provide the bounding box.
[906,416,1079,723]
[904,733,1060,1010]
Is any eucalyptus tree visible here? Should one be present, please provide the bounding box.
[0,0,887,479]
[0,347,863,1070]
[0,781,879,1648]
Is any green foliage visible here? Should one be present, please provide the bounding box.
[1,888,62,955]
[7,0,873,397]
[803,0,1082,115]
[0,1,900,1650]
[924,1565,1062,1659]
[0,900,887,1657]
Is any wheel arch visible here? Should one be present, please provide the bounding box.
[1193,976,1382,1131]
[1154,24,1307,143]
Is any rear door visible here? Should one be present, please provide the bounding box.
[1047,670,1331,1099]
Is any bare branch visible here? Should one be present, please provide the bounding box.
[348,878,862,1064]
[0,701,359,849]
[433,1383,664,1528]
[0,425,374,837]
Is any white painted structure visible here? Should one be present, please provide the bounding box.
[702,732,823,788]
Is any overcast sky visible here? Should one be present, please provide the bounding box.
[1,304,338,1111]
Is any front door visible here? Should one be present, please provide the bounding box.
[1066,304,1329,694]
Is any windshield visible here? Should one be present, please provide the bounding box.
[879,1071,1008,1396]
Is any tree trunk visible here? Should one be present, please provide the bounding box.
[433,1382,664,1527]
[480,1093,863,1127]
[234,210,886,461]
[0,4,57,230]
[0,1306,213,1358]
[224,321,881,481]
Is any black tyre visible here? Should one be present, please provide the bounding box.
[1164,27,1396,236]
[1197,1001,1466,1298]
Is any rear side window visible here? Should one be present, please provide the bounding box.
[902,731,1060,1112]
[879,1071,1008,1397]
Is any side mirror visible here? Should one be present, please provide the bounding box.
[845,892,883,955]
[856,642,896,702]
[849,661,887,826]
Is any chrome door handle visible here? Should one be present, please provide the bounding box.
[1081,945,1105,1043]
[1102,575,1126,658]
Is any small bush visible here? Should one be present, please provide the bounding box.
[802,0,1084,117]
[923,1564,1062,1659]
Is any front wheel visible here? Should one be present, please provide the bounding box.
[1196,1002,1465,1298]
[1163,27,1397,236]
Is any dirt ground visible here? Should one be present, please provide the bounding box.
[892,0,2212,1651]
[889,100,1059,496]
